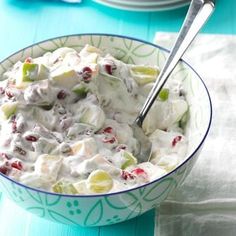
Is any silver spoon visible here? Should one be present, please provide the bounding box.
[134,0,215,163]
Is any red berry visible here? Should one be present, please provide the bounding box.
[172,135,182,147]
[80,67,92,82]
[0,166,9,175]
[57,90,67,100]
[104,61,116,75]
[11,115,19,133]
[25,135,38,142]
[5,89,14,98]
[105,64,112,75]
[11,161,23,170]
[121,170,135,180]
[132,168,145,175]
[103,127,113,134]
[131,168,148,179]
[0,162,11,175]
[102,136,116,144]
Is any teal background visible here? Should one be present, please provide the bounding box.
[0,0,232,235]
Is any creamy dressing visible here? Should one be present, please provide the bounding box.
[0,45,188,194]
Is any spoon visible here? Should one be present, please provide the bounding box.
[134,0,215,163]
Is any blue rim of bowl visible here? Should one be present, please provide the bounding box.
[0,33,212,198]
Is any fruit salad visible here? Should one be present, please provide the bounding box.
[0,45,188,194]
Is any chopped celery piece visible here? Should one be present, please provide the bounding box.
[121,151,137,169]
[0,102,18,120]
[87,169,113,193]
[130,65,159,85]
[158,88,169,101]
[52,181,78,194]
[72,83,89,98]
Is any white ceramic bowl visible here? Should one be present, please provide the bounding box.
[0,34,212,226]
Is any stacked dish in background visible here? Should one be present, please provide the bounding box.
[93,0,191,11]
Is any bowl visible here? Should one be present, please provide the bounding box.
[0,34,212,226]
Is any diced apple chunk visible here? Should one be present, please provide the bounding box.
[80,105,105,131]
[130,65,159,85]
[34,154,62,182]
[121,151,137,170]
[71,137,98,157]
[0,102,18,120]
[73,180,88,194]
[51,67,79,89]
[16,63,49,88]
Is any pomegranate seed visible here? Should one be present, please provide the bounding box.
[104,61,116,75]
[131,168,148,179]
[11,116,17,133]
[14,146,27,156]
[0,165,9,175]
[25,57,32,63]
[0,152,10,160]
[115,144,127,152]
[25,135,38,142]
[105,64,112,75]
[121,170,135,180]
[172,135,182,147]
[11,161,23,170]
[5,89,14,98]
[103,127,113,134]
[0,87,5,95]
[102,136,116,144]
[79,67,92,82]
[57,90,67,100]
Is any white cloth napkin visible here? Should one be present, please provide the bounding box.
[153,33,236,236]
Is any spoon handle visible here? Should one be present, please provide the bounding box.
[135,0,215,127]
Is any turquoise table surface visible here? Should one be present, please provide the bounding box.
[0,0,234,235]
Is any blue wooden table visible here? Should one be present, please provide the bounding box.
[0,0,234,235]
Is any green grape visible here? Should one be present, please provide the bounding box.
[87,169,113,193]
[121,151,137,169]
[158,88,169,101]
